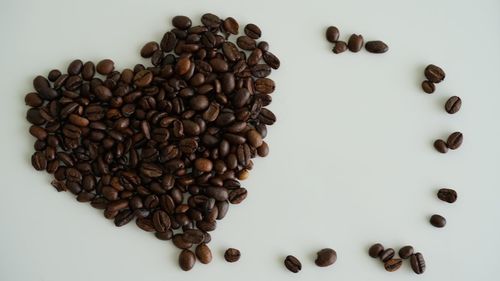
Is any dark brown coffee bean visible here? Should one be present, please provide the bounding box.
[257,141,269,157]
[384,258,403,272]
[195,243,212,264]
[67,59,83,75]
[365,41,389,53]
[399,245,414,259]
[153,210,171,232]
[246,130,263,148]
[263,51,280,69]
[255,78,275,94]
[247,48,263,66]
[244,23,261,39]
[434,139,448,153]
[25,92,43,107]
[133,70,153,87]
[379,248,395,262]
[258,41,269,51]
[201,13,221,29]
[228,188,247,204]
[31,151,47,171]
[237,36,256,50]
[284,255,302,273]
[175,57,191,75]
[223,17,239,35]
[315,248,337,267]
[368,243,384,258]
[222,42,241,62]
[194,158,213,172]
[173,234,193,249]
[172,15,192,30]
[224,248,241,262]
[47,69,61,82]
[155,230,173,240]
[94,85,112,101]
[410,253,426,274]
[179,249,196,271]
[332,41,348,54]
[447,132,463,150]
[347,34,364,52]
[29,126,48,140]
[140,41,159,58]
[421,80,436,94]
[183,229,205,244]
[251,64,271,78]
[96,59,114,75]
[430,214,446,228]
[437,188,457,203]
[326,26,340,43]
[82,61,95,80]
[445,96,461,114]
[425,64,445,83]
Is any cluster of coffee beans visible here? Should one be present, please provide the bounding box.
[325,26,388,54]
[284,248,337,273]
[25,13,281,271]
[368,243,425,274]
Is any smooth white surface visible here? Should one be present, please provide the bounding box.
[1,0,500,280]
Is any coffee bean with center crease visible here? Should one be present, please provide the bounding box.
[315,248,337,267]
[447,132,463,150]
[437,188,457,203]
[140,42,159,58]
[365,40,389,53]
[96,59,114,75]
[384,258,403,272]
[430,214,446,228]
[263,51,280,69]
[195,243,212,264]
[379,248,395,262]
[244,23,261,39]
[201,13,221,29]
[172,15,192,30]
[445,96,462,114]
[425,64,445,83]
[237,36,256,50]
[326,26,339,43]
[223,17,239,35]
[347,34,364,52]
[224,248,241,262]
[368,243,384,258]
[333,41,347,54]
[179,249,196,271]
[284,255,302,273]
[434,139,448,153]
[399,246,414,259]
[421,80,436,94]
[152,210,171,232]
[410,253,426,274]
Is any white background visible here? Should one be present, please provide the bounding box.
[1,0,500,280]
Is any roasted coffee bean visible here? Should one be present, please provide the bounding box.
[201,13,221,29]
[68,59,83,75]
[425,64,445,83]
[368,243,384,258]
[195,243,212,264]
[153,210,171,232]
[257,41,269,51]
[332,41,347,54]
[347,34,363,52]
[237,36,256,50]
[379,248,395,262]
[315,248,337,267]
[244,23,261,39]
[384,258,403,272]
[445,96,462,114]
[183,229,205,244]
[224,248,241,262]
[326,26,340,43]
[398,246,414,259]
[172,15,192,30]
[31,151,47,171]
[437,188,457,203]
[96,59,114,75]
[263,51,280,69]
[140,42,160,58]
[410,253,426,274]
[173,234,193,249]
[179,249,196,271]
[447,132,463,150]
[82,61,95,80]
[255,78,275,94]
[430,214,446,228]
[223,17,239,35]
[47,69,61,82]
[284,255,302,273]
[133,70,153,87]
[434,139,448,153]
[421,80,435,94]
[365,41,389,53]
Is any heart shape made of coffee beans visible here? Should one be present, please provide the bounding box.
[25,13,279,271]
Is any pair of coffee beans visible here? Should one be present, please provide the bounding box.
[26,13,280,272]
[429,188,458,228]
[368,243,426,274]
[325,26,388,54]
[434,131,464,153]
[284,248,337,273]
[421,64,446,94]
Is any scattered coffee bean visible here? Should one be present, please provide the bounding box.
[434,139,448,153]
[223,17,239,35]
[425,64,445,83]
[179,249,196,271]
[326,26,340,43]
[398,245,414,259]
[430,214,446,228]
[224,248,241,262]
[195,243,212,264]
[332,41,347,54]
[347,34,364,52]
[96,59,114,75]
[447,132,463,150]
[379,248,395,262]
[244,23,261,39]
[445,96,462,114]
[172,15,192,30]
[410,252,426,274]
[140,42,160,58]
[284,255,302,273]
[315,248,337,267]
[384,258,402,272]
[437,188,457,203]
[421,80,435,94]
[365,41,389,53]
[368,243,384,258]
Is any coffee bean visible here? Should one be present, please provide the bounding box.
[326,26,339,43]
[421,80,436,94]
[332,41,347,54]
[195,243,212,264]
[398,246,414,259]
[257,41,269,52]
[262,51,280,69]
[31,151,47,171]
[67,59,83,75]
[384,258,403,272]
[255,78,275,94]
[445,96,462,114]
[365,41,389,53]
[379,248,395,262]
[140,42,159,58]
[437,188,457,203]
[368,243,384,258]
[434,139,448,153]
[347,34,363,52]
[410,253,426,274]
[194,158,213,172]
[96,59,114,75]
[223,17,239,35]
[82,61,95,80]
[237,36,256,50]
[284,255,302,273]
[153,210,171,232]
[201,13,221,29]
[430,214,446,228]
[179,249,196,271]
[183,229,205,244]
[172,15,192,30]
[425,64,445,83]
[315,248,337,267]
[47,69,61,82]
[246,130,263,148]
[447,132,463,150]
[244,23,261,39]
[133,70,153,87]
[224,248,241,262]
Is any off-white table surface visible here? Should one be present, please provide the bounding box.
[1,0,499,280]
